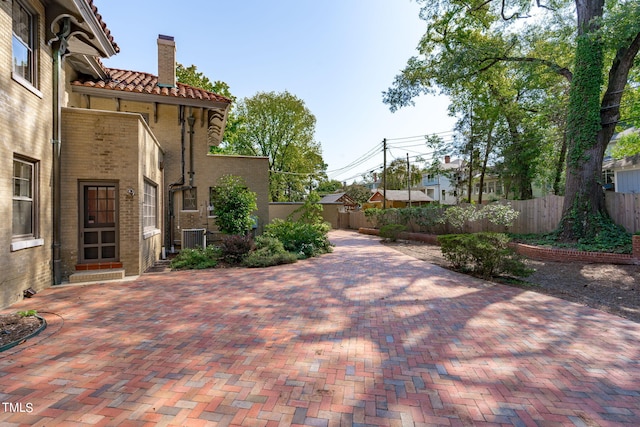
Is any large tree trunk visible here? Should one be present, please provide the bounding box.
[558,0,640,240]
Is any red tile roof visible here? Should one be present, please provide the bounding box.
[72,68,232,104]
[85,0,119,53]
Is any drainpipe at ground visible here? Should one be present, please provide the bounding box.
[51,18,71,285]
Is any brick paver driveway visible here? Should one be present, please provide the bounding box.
[1,230,639,426]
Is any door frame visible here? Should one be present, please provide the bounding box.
[78,181,119,264]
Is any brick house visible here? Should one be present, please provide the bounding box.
[1,0,268,308]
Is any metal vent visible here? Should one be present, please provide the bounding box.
[181,228,206,249]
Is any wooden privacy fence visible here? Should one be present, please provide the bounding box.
[605,192,640,234]
[340,193,640,235]
[467,195,564,234]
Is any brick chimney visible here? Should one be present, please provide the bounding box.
[157,35,176,88]
[444,155,451,164]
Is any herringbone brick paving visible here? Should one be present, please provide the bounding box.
[1,230,639,426]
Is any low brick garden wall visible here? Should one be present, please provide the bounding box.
[358,228,640,265]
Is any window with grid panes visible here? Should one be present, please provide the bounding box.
[183,188,197,210]
[13,157,38,238]
[143,180,157,230]
[12,0,37,86]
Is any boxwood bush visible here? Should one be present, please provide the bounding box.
[438,232,532,278]
[243,235,298,268]
[170,246,221,270]
[264,219,332,259]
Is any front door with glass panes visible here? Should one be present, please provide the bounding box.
[80,183,118,263]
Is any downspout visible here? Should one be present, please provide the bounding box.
[188,110,195,186]
[52,18,71,285]
[166,105,187,253]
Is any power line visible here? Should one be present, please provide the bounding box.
[385,129,455,142]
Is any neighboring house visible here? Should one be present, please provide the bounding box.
[602,154,640,194]
[319,192,357,211]
[1,0,268,309]
[367,189,433,208]
[602,128,640,193]
[420,156,465,205]
[465,173,506,204]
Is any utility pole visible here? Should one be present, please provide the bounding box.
[383,138,387,209]
[467,106,474,203]
[407,153,411,208]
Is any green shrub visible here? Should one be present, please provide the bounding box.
[364,208,384,228]
[17,310,37,317]
[379,224,406,242]
[220,234,255,264]
[438,233,532,278]
[442,206,479,232]
[210,175,258,235]
[410,205,446,232]
[171,246,220,270]
[243,236,298,268]
[264,218,332,258]
[478,203,520,227]
[290,192,324,225]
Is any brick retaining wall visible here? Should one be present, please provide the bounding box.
[358,228,640,265]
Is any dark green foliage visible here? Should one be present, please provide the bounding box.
[264,219,332,259]
[512,221,632,254]
[220,234,255,264]
[290,192,324,225]
[210,175,258,235]
[364,208,403,228]
[379,224,407,242]
[438,233,532,279]
[345,184,370,206]
[243,235,298,268]
[171,246,221,270]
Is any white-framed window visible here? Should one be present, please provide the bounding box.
[143,179,157,230]
[12,0,37,87]
[13,157,38,239]
[183,188,197,210]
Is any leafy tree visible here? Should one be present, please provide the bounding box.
[210,175,258,235]
[612,131,640,159]
[227,91,326,201]
[316,179,344,195]
[384,0,640,243]
[382,158,422,190]
[345,184,371,207]
[175,63,240,149]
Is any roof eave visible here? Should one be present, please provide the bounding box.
[72,85,231,111]
[46,0,118,59]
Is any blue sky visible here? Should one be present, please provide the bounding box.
[96,1,456,184]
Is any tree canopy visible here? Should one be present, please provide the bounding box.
[384,0,640,242]
[226,91,326,202]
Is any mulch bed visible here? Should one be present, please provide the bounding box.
[0,314,43,349]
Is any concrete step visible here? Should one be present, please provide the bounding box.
[69,268,125,284]
[145,259,172,273]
